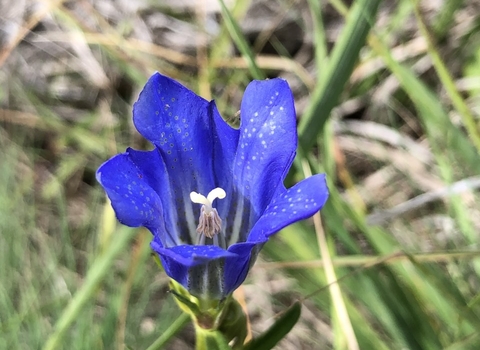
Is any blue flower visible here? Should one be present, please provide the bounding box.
[96,72,328,300]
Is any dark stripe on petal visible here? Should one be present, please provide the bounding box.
[187,259,225,300]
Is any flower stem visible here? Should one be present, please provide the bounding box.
[195,326,231,350]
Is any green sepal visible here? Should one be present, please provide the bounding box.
[216,295,248,349]
[169,280,249,349]
[243,301,302,350]
[169,279,224,329]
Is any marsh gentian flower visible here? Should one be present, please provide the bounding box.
[97,73,328,300]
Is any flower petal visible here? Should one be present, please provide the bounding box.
[247,174,329,243]
[209,102,240,220]
[151,236,238,299]
[96,152,176,244]
[133,72,215,193]
[124,148,185,246]
[132,73,240,244]
[224,242,261,294]
[233,78,297,220]
[152,173,329,299]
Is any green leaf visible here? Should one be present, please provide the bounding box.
[243,302,301,350]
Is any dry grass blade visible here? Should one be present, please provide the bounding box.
[257,250,480,269]
[0,0,67,66]
[302,160,359,350]
[367,176,480,225]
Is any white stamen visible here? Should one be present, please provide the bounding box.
[207,187,226,206]
[189,187,226,239]
[190,188,225,213]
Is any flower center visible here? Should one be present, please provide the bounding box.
[190,188,226,240]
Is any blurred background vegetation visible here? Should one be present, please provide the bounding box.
[2,0,480,349]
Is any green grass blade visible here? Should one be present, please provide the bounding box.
[306,0,328,73]
[218,0,264,80]
[369,35,480,173]
[43,226,138,350]
[298,0,381,151]
[432,0,465,39]
[412,0,480,153]
[145,313,190,350]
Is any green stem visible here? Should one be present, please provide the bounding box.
[195,327,231,350]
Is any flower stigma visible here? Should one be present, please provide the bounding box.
[190,188,226,244]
